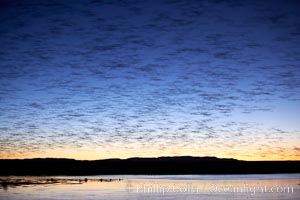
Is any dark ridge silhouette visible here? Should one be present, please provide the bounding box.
[0,157,299,176]
[125,156,237,162]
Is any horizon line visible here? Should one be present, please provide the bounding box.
[1,156,299,162]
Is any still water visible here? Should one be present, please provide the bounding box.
[1,174,299,200]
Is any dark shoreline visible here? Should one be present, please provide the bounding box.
[1,157,299,176]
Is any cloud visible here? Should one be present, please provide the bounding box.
[0,0,299,160]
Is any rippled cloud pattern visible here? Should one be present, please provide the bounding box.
[0,0,299,160]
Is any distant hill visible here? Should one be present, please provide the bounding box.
[96,156,239,162]
[0,156,299,175]
[125,156,238,162]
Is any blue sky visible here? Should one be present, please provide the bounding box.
[0,0,299,160]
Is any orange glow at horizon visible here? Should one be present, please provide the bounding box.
[1,145,299,161]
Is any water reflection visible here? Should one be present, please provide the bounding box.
[0,175,299,200]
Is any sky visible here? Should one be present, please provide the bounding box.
[0,0,299,161]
